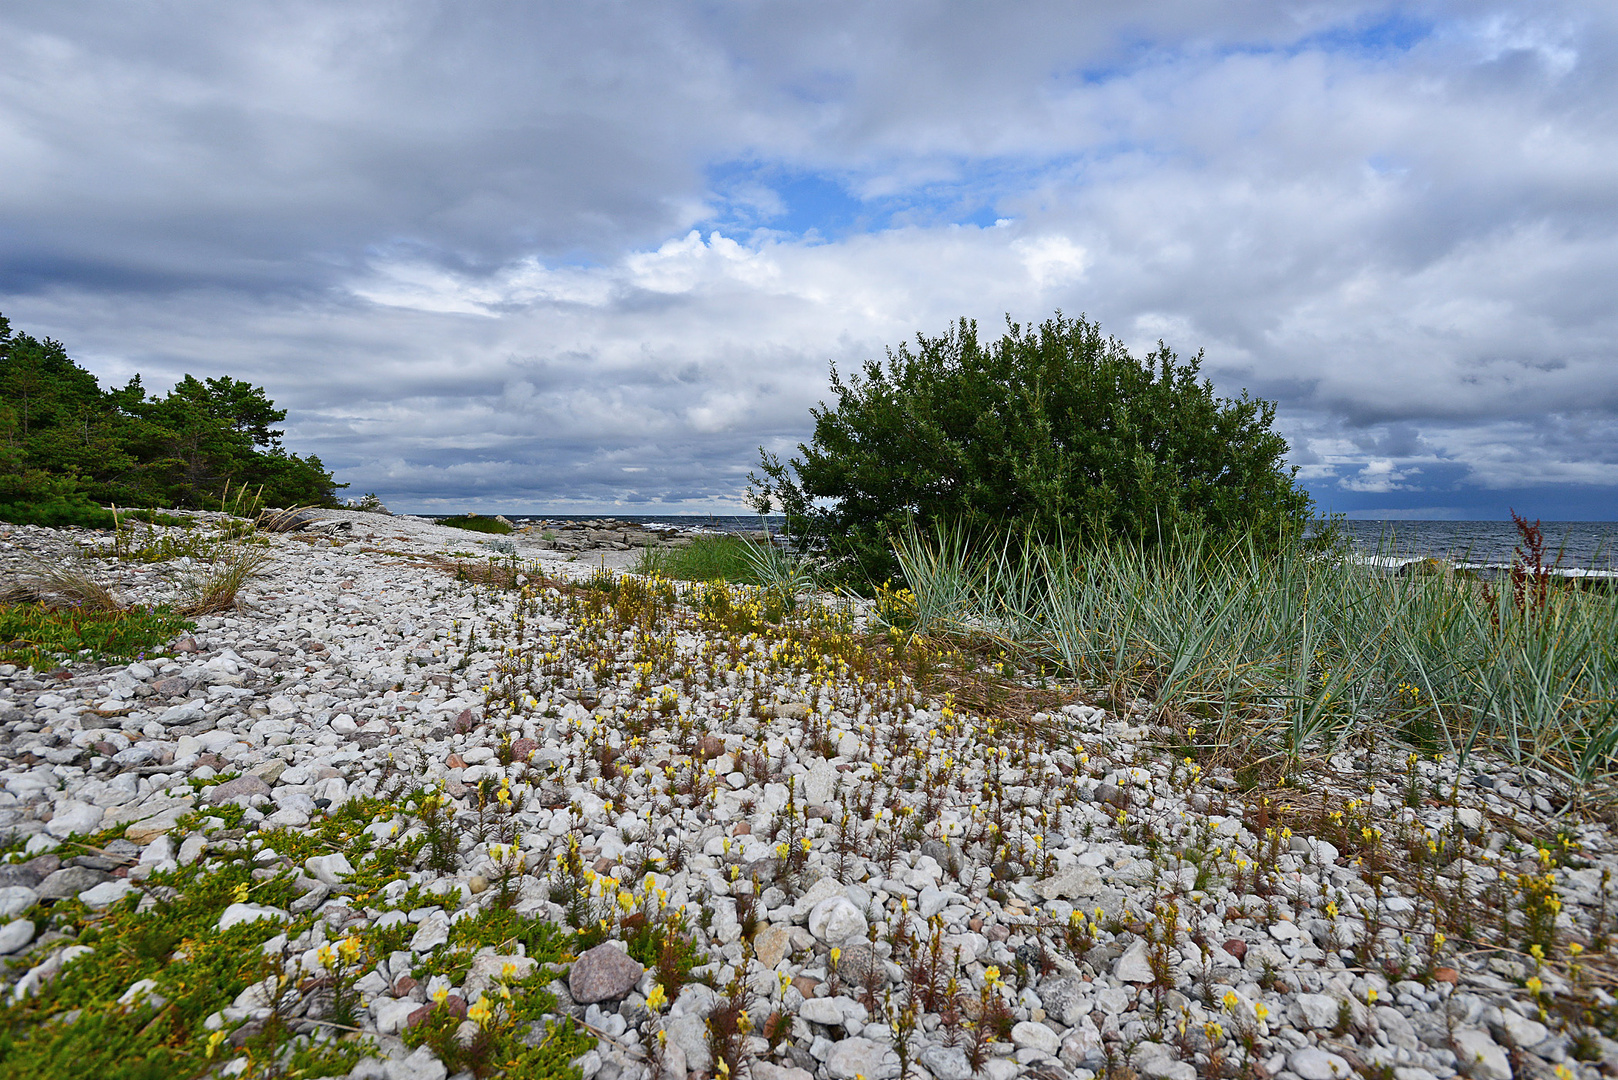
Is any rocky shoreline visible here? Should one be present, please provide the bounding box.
[2,511,1616,1080]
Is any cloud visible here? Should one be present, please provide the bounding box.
[2,1,1616,517]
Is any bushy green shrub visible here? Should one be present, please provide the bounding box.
[751,312,1315,585]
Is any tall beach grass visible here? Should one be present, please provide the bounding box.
[892,524,1618,798]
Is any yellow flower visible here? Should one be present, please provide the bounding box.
[1526,976,1543,995]
[1253,1003,1269,1022]
[316,944,336,969]
[433,986,450,1005]
[1222,991,1239,1012]
[646,983,668,1012]
[231,882,249,903]
[468,997,494,1027]
[984,966,1002,986]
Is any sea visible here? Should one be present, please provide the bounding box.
[508,514,785,535]
[507,514,1618,572]
[1331,520,1618,572]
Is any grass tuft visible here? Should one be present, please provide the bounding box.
[176,547,274,616]
[633,533,790,586]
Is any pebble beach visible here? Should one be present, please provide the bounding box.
[2,509,1617,1080]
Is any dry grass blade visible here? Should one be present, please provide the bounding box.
[3,562,124,612]
[256,506,322,533]
[177,547,274,615]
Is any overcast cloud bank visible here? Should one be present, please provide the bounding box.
[2,2,1615,517]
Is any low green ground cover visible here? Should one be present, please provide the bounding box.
[1,793,592,1080]
[0,603,191,670]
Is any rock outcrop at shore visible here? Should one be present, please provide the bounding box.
[1,511,1615,1080]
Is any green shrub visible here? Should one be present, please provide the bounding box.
[438,514,513,535]
[0,496,115,529]
[750,311,1315,585]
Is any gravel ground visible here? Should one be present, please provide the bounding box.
[2,513,1616,1080]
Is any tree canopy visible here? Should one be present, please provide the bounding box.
[1,311,342,524]
[750,312,1315,583]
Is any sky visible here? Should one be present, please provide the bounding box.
[1,2,1615,519]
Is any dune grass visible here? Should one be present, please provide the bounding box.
[892,523,1618,797]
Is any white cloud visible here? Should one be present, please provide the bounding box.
[2,1,1616,515]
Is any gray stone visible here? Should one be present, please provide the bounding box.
[803,761,839,805]
[1288,1047,1355,1080]
[919,1046,973,1080]
[569,942,644,1003]
[304,852,354,886]
[1011,1020,1061,1055]
[1494,1008,1550,1049]
[0,919,35,955]
[1451,1027,1511,1080]
[1138,1058,1197,1080]
[831,943,882,987]
[36,865,112,900]
[0,886,37,918]
[78,880,134,909]
[45,801,104,839]
[791,877,847,921]
[1037,976,1088,1026]
[408,911,451,953]
[382,1045,448,1080]
[1294,992,1342,1029]
[207,775,272,804]
[799,997,847,1025]
[808,896,867,946]
[1035,865,1103,901]
[178,834,209,865]
[217,903,289,931]
[664,1013,711,1074]
[1113,938,1153,983]
[824,1036,899,1080]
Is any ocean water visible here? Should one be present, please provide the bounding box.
[509,514,1618,571]
[510,514,785,535]
[1333,520,1618,571]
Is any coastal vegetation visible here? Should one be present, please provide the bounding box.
[631,534,786,587]
[0,311,342,526]
[750,312,1314,584]
[738,310,1618,793]
[890,521,1618,795]
[437,515,515,536]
